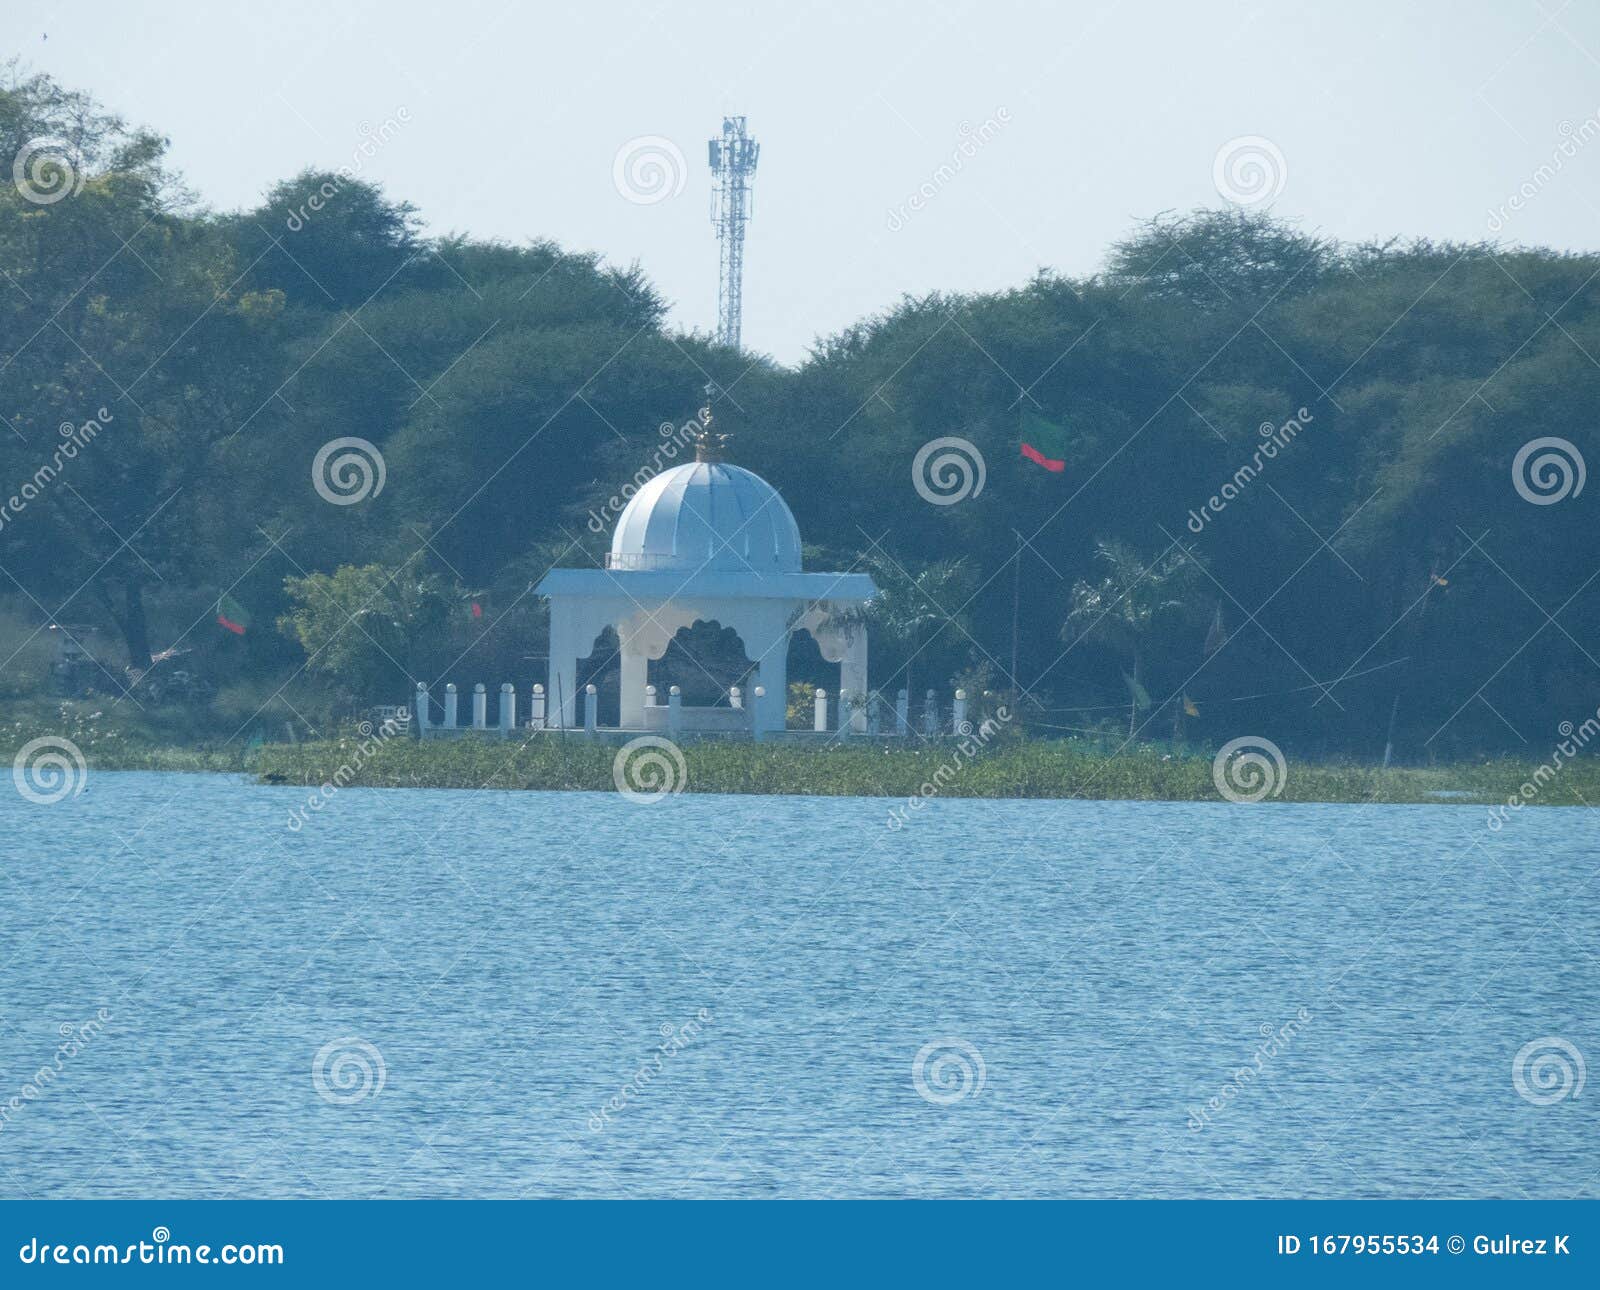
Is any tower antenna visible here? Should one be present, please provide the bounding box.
[708,115,759,350]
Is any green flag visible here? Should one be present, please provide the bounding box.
[1020,410,1068,472]
[216,594,250,636]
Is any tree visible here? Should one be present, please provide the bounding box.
[859,556,975,701]
[227,170,428,308]
[1063,541,1201,736]
[278,564,454,705]
[1103,207,1335,309]
[0,70,285,671]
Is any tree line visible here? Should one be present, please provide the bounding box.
[3,67,1596,760]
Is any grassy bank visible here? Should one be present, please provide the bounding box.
[248,732,1600,806]
[2,703,254,774]
[8,699,1592,805]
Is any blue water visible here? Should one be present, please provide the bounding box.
[1,771,1594,1199]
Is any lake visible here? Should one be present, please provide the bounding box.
[1,771,1593,1198]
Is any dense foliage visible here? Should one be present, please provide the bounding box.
[3,69,1597,762]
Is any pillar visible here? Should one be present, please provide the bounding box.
[752,686,766,742]
[755,646,787,734]
[444,683,459,729]
[584,684,598,735]
[619,649,648,728]
[414,682,430,734]
[473,683,487,730]
[547,600,580,730]
[813,688,828,732]
[895,689,909,736]
[530,683,546,729]
[618,625,649,729]
[667,685,682,736]
[500,683,515,735]
[953,688,968,735]
[839,630,868,734]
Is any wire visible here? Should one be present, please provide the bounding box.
[1022,656,1410,715]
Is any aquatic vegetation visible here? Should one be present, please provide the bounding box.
[250,734,1600,806]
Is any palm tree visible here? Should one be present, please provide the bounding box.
[1063,540,1199,736]
[857,556,974,703]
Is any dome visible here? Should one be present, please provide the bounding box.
[608,461,803,574]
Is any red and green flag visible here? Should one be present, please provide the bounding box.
[216,594,251,636]
[1020,410,1068,472]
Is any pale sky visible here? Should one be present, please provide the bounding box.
[8,0,1600,362]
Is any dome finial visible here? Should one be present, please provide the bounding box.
[694,381,731,462]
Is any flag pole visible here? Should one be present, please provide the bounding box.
[1009,530,1021,702]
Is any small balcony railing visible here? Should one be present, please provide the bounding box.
[604,552,688,571]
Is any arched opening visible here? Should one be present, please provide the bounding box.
[785,628,832,728]
[652,620,754,706]
[576,625,621,727]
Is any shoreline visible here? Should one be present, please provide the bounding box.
[67,735,1599,808]
[12,734,1595,808]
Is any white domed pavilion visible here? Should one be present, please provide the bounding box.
[535,409,875,734]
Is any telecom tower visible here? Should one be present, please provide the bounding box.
[708,116,759,350]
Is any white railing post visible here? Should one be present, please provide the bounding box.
[922,689,937,737]
[473,683,487,730]
[837,692,852,738]
[814,687,827,732]
[952,688,968,735]
[444,683,458,730]
[500,683,515,735]
[667,685,682,736]
[867,690,882,736]
[414,682,430,735]
[752,686,765,742]
[895,689,909,736]
[584,683,598,735]
[530,683,546,729]
[729,685,743,710]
